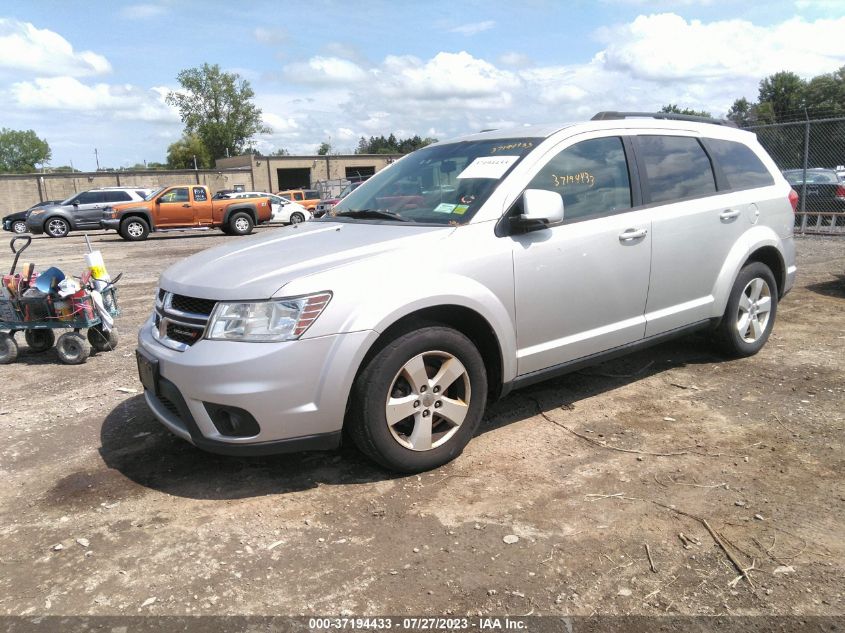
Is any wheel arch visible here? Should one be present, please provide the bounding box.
[43,213,73,231]
[222,204,258,226]
[120,211,154,231]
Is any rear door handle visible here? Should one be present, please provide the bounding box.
[619,228,648,241]
[720,208,741,220]
[182,204,190,208]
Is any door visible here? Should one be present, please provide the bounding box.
[69,191,106,227]
[86,191,131,227]
[191,186,214,225]
[634,135,748,336]
[512,136,652,375]
[156,187,195,227]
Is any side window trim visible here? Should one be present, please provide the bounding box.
[698,138,730,191]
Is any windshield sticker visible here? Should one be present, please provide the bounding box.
[552,171,596,188]
[491,141,534,154]
[453,205,469,215]
[457,155,519,180]
[433,203,457,214]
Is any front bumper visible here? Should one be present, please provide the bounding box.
[137,317,378,454]
[100,218,120,231]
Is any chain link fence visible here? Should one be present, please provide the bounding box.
[743,117,845,234]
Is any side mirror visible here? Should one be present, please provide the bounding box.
[155,198,162,204]
[511,189,564,232]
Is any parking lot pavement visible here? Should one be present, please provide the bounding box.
[0,229,843,617]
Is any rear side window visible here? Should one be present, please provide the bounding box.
[193,187,208,201]
[103,191,131,203]
[637,136,716,204]
[707,139,774,190]
[527,136,632,221]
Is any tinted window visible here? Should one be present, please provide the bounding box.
[707,139,774,189]
[74,191,103,205]
[103,191,132,203]
[527,137,632,221]
[638,136,716,203]
[135,190,149,199]
[161,188,189,203]
[192,187,208,201]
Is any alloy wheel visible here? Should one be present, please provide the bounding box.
[736,277,772,343]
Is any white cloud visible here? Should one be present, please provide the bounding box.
[254,27,286,45]
[283,56,368,84]
[0,18,111,77]
[499,52,532,68]
[449,20,496,36]
[119,4,168,19]
[10,77,178,122]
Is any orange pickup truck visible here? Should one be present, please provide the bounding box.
[99,185,272,241]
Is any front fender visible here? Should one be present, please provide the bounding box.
[712,225,786,316]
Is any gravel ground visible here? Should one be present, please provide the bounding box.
[0,229,842,620]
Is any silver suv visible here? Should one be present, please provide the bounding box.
[27,187,153,237]
[137,112,796,472]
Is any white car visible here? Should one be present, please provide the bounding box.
[224,192,311,225]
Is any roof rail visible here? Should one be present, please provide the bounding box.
[591,111,737,128]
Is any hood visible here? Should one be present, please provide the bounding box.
[160,220,452,300]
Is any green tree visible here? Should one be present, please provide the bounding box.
[0,128,51,173]
[660,104,712,118]
[269,148,290,156]
[726,97,756,126]
[355,134,437,155]
[166,63,269,161]
[757,71,806,122]
[167,134,212,169]
[317,141,331,155]
[804,65,845,117]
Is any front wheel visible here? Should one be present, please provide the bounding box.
[45,217,70,238]
[56,332,89,365]
[714,262,778,358]
[289,212,305,225]
[348,324,487,473]
[88,325,118,352]
[120,217,149,241]
[228,212,253,236]
[12,220,27,234]
[25,329,55,353]
[0,333,18,364]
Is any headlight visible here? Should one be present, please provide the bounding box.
[206,292,332,342]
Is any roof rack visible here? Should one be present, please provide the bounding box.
[591,111,737,128]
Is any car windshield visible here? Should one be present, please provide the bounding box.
[145,187,165,200]
[328,138,541,225]
[337,182,361,198]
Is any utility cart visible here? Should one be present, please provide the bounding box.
[0,236,120,365]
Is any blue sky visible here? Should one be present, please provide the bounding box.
[2,0,844,170]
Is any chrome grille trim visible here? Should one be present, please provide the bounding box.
[152,291,215,351]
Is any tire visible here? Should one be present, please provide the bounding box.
[228,212,254,236]
[45,217,70,238]
[348,324,488,473]
[25,329,55,353]
[0,333,18,364]
[87,324,118,352]
[119,217,149,241]
[220,224,232,235]
[714,262,778,358]
[55,332,89,365]
[12,220,27,234]
[289,212,305,225]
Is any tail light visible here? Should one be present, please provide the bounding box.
[788,188,799,212]
[835,185,845,200]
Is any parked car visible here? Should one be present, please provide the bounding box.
[782,169,845,211]
[276,188,321,211]
[223,191,311,224]
[314,182,363,218]
[3,200,63,234]
[26,188,153,238]
[99,185,273,240]
[137,112,796,472]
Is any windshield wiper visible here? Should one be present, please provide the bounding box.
[335,209,413,222]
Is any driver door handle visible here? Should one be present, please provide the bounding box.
[720,208,741,220]
[619,228,648,242]
[182,204,190,208]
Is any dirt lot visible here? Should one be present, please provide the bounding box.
[0,229,842,619]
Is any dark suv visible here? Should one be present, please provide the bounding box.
[26,187,153,238]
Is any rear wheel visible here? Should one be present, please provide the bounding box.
[12,220,27,234]
[228,212,254,236]
[120,217,149,241]
[87,325,118,352]
[715,262,778,358]
[56,332,89,365]
[348,324,487,472]
[0,333,18,364]
[25,329,55,353]
[45,217,70,238]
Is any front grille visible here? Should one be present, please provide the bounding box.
[153,291,215,351]
[157,393,182,420]
[171,294,217,316]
